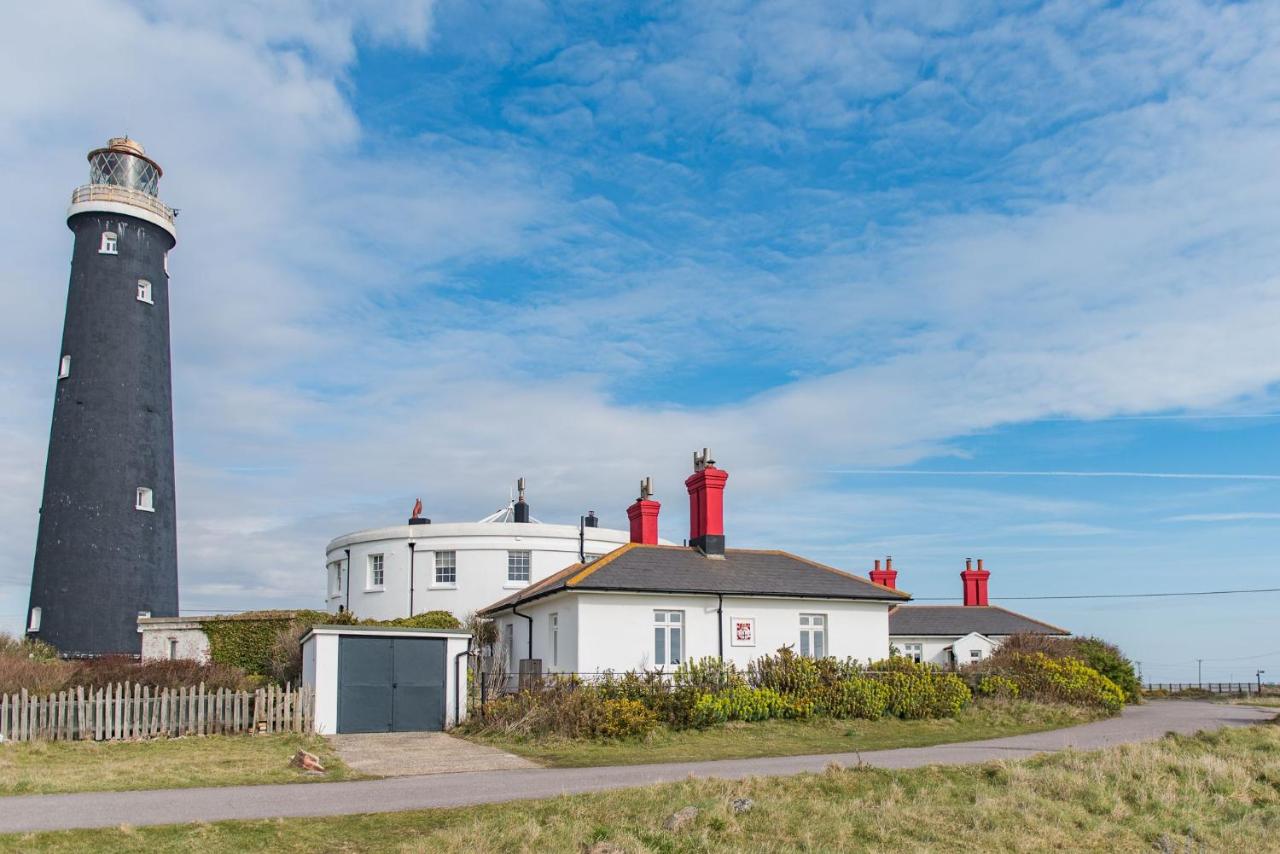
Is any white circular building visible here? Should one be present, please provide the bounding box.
[325,484,672,622]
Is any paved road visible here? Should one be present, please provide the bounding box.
[0,700,1270,834]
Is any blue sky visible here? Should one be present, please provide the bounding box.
[1,1,1279,681]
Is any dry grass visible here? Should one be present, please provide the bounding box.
[0,733,360,796]
[4,719,1278,852]
[466,699,1099,767]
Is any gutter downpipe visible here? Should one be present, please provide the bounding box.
[454,636,473,727]
[717,593,724,661]
[343,548,352,614]
[408,541,416,616]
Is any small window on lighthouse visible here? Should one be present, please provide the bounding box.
[135,487,155,512]
[100,231,118,255]
[137,279,153,304]
[28,607,42,633]
[58,355,71,379]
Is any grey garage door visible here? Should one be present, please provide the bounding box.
[336,636,446,733]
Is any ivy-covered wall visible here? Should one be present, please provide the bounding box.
[201,609,462,677]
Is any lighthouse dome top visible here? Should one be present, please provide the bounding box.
[70,136,176,240]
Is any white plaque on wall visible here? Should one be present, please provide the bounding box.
[730,616,756,647]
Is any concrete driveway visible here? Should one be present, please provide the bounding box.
[0,700,1271,834]
[331,732,536,776]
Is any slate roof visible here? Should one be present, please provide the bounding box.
[889,605,1069,637]
[480,543,909,614]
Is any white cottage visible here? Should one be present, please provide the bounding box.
[881,558,1070,666]
[480,452,908,675]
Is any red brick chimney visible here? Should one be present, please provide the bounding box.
[869,556,897,589]
[961,558,990,606]
[626,477,661,545]
[685,448,727,556]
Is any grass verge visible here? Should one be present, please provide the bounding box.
[4,718,1277,852]
[0,733,359,796]
[463,699,1100,767]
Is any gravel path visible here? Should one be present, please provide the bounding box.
[0,700,1270,834]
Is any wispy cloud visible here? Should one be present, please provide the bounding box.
[829,470,1280,481]
[1164,512,1280,523]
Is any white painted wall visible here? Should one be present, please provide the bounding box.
[325,522,673,623]
[302,629,471,734]
[492,591,891,676]
[138,618,210,662]
[892,633,1003,667]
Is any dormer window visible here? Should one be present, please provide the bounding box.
[137,279,153,304]
[100,231,118,255]
[58,355,71,379]
[135,487,154,512]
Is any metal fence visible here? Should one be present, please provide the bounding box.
[1144,682,1270,695]
[0,682,313,743]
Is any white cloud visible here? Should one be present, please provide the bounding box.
[2,0,1280,647]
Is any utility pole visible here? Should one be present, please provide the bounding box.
[1135,661,1142,684]
[1197,659,1203,687]
[1259,670,1267,695]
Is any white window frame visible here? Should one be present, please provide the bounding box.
[99,231,118,255]
[903,642,923,663]
[58,354,71,379]
[549,613,559,667]
[28,606,42,632]
[507,550,531,584]
[799,613,826,658]
[433,550,457,586]
[163,252,169,275]
[367,553,385,590]
[137,279,153,304]
[168,638,179,660]
[135,487,154,512]
[653,609,684,667]
[970,649,983,661]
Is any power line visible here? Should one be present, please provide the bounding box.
[911,586,1280,602]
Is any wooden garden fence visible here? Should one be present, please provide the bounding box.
[0,683,313,743]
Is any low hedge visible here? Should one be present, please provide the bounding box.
[470,650,977,741]
[1001,652,1125,712]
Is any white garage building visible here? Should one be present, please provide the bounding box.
[324,485,674,623]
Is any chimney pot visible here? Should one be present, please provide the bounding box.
[961,557,990,606]
[685,451,727,556]
[626,477,660,545]
[869,554,898,589]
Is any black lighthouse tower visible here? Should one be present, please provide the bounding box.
[26,138,180,656]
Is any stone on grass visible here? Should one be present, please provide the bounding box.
[584,842,625,854]
[731,797,754,814]
[290,749,325,773]
[663,806,699,831]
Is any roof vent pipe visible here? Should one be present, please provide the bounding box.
[513,477,530,523]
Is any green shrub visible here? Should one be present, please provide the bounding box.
[818,677,889,719]
[673,657,744,693]
[0,633,59,661]
[978,674,1021,700]
[692,685,793,726]
[594,698,659,739]
[373,611,462,630]
[868,658,972,720]
[983,634,1141,704]
[748,648,820,699]
[1005,653,1125,712]
[1069,638,1141,703]
[475,679,656,739]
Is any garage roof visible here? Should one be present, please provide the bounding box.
[481,543,909,613]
